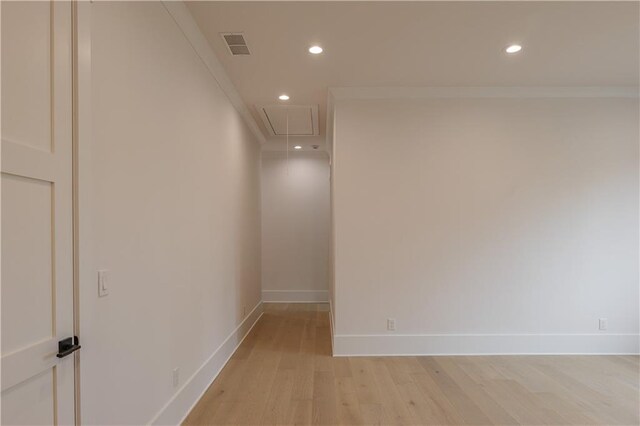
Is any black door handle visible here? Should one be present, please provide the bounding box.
[57,336,81,358]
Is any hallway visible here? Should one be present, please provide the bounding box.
[183,304,639,425]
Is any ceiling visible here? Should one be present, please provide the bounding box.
[186,1,639,150]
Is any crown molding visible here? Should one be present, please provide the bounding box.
[330,86,640,100]
[162,1,266,144]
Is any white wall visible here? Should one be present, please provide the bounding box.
[332,95,639,355]
[81,2,261,424]
[261,151,330,302]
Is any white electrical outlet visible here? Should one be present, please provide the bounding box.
[599,318,608,331]
[173,368,180,388]
[387,318,396,331]
[98,270,109,297]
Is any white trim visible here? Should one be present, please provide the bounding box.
[325,90,335,161]
[329,86,639,100]
[76,2,93,424]
[149,302,264,425]
[328,299,335,355]
[333,333,640,356]
[262,290,329,303]
[261,150,329,159]
[161,1,266,144]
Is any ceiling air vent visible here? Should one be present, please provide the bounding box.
[221,32,250,56]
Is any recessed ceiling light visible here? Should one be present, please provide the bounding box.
[309,45,323,54]
[294,145,302,150]
[505,44,522,54]
[278,94,290,101]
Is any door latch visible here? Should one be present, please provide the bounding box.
[57,336,81,358]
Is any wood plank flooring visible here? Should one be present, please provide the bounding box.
[183,303,640,425]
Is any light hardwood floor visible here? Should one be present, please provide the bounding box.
[183,303,639,425]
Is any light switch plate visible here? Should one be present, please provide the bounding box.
[98,270,109,297]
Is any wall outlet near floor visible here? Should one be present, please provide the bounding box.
[387,318,396,331]
[98,270,109,297]
[598,318,608,331]
[173,368,180,388]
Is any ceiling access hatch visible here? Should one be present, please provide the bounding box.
[257,105,319,137]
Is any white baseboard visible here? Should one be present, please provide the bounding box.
[333,333,640,356]
[262,290,328,303]
[328,298,334,355]
[149,302,264,425]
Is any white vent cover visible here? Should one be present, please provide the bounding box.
[256,105,319,137]
[220,32,250,56]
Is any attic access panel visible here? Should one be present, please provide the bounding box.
[257,105,319,137]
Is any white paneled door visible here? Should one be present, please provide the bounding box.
[1,1,77,424]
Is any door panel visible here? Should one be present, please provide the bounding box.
[2,174,54,354]
[0,1,52,151]
[1,1,76,424]
[1,370,56,426]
